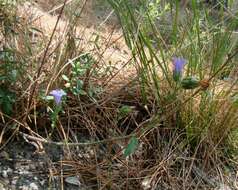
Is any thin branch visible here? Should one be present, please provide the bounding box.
[19,132,133,147]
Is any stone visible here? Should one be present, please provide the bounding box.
[216,184,231,190]
[29,182,39,190]
[65,176,81,186]
[2,170,8,178]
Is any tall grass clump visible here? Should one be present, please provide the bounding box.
[107,0,238,187]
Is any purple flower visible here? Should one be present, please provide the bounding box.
[50,89,66,105]
[172,57,186,82]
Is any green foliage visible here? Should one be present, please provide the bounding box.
[118,105,133,120]
[0,0,18,33]
[124,136,139,157]
[227,127,238,158]
[231,94,238,107]
[140,0,170,24]
[0,1,27,116]
[0,0,17,9]
[50,104,62,130]
[62,53,98,96]
[0,49,18,83]
[0,49,21,115]
[0,86,15,115]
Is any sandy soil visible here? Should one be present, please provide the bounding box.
[18,0,136,92]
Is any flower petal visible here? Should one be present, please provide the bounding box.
[172,57,186,82]
[49,89,66,105]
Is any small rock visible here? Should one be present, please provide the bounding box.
[29,164,36,170]
[29,182,39,190]
[11,178,18,185]
[37,162,44,168]
[1,167,13,178]
[0,182,6,190]
[7,167,13,175]
[3,179,9,185]
[19,170,30,175]
[39,179,45,186]
[216,184,231,190]
[141,178,151,190]
[65,176,81,186]
[2,170,8,178]
[19,185,29,190]
[0,151,10,160]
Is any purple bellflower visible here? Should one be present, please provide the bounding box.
[172,57,186,82]
[50,89,66,105]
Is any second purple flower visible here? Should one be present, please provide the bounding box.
[172,57,186,82]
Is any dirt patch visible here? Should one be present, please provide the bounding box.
[34,0,119,29]
[18,1,135,92]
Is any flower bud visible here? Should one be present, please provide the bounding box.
[181,76,200,89]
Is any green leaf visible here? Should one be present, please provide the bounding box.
[118,105,133,121]
[124,136,139,157]
[11,69,17,81]
[3,100,13,115]
[0,88,16,115]
[232,95,238,107]
[119,105,132,117]
[62,74,69,81]
[0,76,7,81]
[41,95,54,101]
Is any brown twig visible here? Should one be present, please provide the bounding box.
[19,131,133,147]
